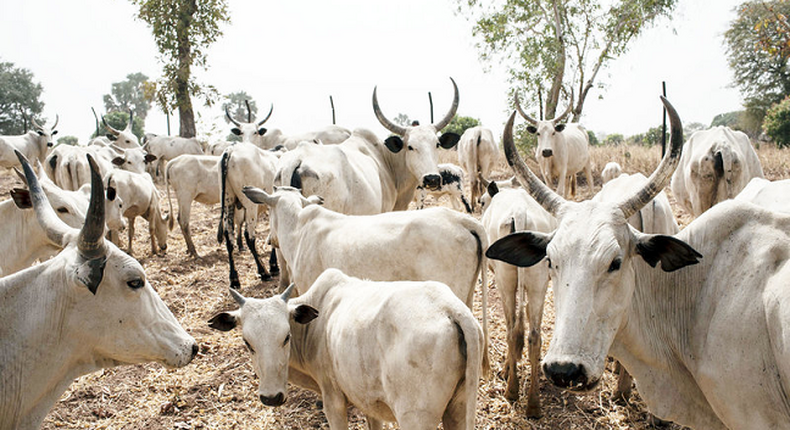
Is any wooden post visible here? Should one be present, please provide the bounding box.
[428,91,434,124]
[330,95,336,125]
[661,81,667,157]
[538,88,544,120]
[167,112,171,136]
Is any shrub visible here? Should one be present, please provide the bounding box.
[763,96,790,148]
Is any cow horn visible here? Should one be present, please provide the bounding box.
[77,154,106,259]
[552,89,574,125]
[242,186,279,207]
[15,150,71,247]
[502,111,567,216]
[258,104,273,126]
[281,283,296,302]
[51,114,59,130]
[102,115,122,136]
[514,93,538,125]
[31,116,43,131]
[125,109,133,132]
[433,77,460,131]
[109,143,126,154]
[225,106,242,128]
[372,85,407,136]
[230,288,246,306]
[91,107,100,136]
[618,96,684,219]
[244,100,252,123]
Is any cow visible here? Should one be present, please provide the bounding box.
[671,125,764,217]
[457,126,498,210]
[217,139,280,288]
[164,153,243,258]
[275,78,461,215]
[736,177,790,213]
[0,115,58,169]
[142,134,204,182]
[486,100,790,429]
[275,125,352,150]
[206,140,232,156]
[209,269,482,430]
[415,163,473,213]
[0,151,196,429]
[601,161,623,184]
[242,185,490,371]
[105,169,169,256]
[102,109,139,149]
[45,144,154,191]
[480,180,555,417]
[515,94,593,198]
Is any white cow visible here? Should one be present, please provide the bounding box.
[275,125,351,150]
[105,169,169,256]
[102,110,139,149]
[671,125,764,217]
[515,94,593,198]
[0,151,196,429]
[209,269,482,430]
[45,144,154,191]
[480,181,555,417]
[415,163,472,213]
[457,126,498,210]
[142,134,204,181]
[736,177,790,213]
[487,101,790,429]
[275,78,461,215]
[206,140,232,156]
[601,161,623,184]
[0,115,58,168]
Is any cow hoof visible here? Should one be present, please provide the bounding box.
[260,273,272,281]
[525,400,542,419]
[230,279,241,290]
[611,390,631,405]
[270,266,280,276]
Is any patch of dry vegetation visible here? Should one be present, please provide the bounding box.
[0,139,782,429]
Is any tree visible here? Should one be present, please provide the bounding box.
[57,136,79,146]
[456,0,677,121]
[222,91,257,142]
[604,133,624,146]
[725,1,790,125]
[587,129,599,145]
[763,95,790,146]
[91,110,145,142]
[0,60,45,135]
[441,115,481,136]
[103,72,152,120]
[130,0,230,138]
[711,110,763,137]
[394,113,412,127]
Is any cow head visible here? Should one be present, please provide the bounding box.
[688,140,740,214]
[15,150,196,368]
[100,176,126,232]
[226,101,273,146]
[515,93,573,160]
[103,109,139,147]
[109,144,152,174]
[372,78,461,191]
[12,164,87,232]
[208,285,318,406]
[242,186,323,252]
[30,114,59,148]
[486,100,701,393]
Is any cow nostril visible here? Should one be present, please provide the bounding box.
[260,392,285,406]
[542,149,553,158]
[191,343,199,359]
[543,361,587,390]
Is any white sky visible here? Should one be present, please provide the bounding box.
[0,0,744,143]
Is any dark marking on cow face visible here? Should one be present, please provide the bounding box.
[208,312,239,331]
[144,153,158,163]
[527,126,538,135]
[487,181,499,198]
[554,123,566,133]
[292,304,319,324]
[257,127,267,136]
[422,174,441,190]
[231,128,242,136]
[10,188,32,209]
[635,234,702,272]
[112,157,125,167]
[384,135,404,153]
[75,255,108,295]
[438,132,460,149]
[486,231,552,268]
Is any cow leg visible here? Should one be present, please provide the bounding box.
[569,174,578,198]
[224,203,240,289]
[269,247,279,276]
[279,259,291,289]
[584,163,594,192]
[497,267,522,402]
[365,417,383,430]
[612,361,633,403]
[126,216,135,257]
[149,215,158,255]
[321,388,349,429]
[442,382,471,430]
[557,167,568,198]
[177,203,199,258]
[457,185,473,214]
[524,265,549,418]
[417,188,426,209]
[244,224,271,282]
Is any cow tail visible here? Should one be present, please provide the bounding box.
[469,224,490,377]
[217,149,230,244]
[451,310,482,429]
[164,161,175,230]
[470,130,481,206]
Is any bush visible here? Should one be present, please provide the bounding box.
[91,110,145,141]
[604,133,624,146]
[763,96,790,147]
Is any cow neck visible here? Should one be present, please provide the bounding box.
[286,285,332,388]
[376,143,418,211]
[0,200,57,275]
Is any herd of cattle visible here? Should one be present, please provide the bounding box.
[1,78,789,430]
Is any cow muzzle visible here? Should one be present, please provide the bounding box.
[422,174,441,191]
[541,149,553,158]
[543,360,597,392]
[260,392,286,407]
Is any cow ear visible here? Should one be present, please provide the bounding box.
[486,231,553,268]
[292,304,319,324]
[384,136,403,153]
[438,132,461,149]
[487,181,499,198]
[106,134,117,141]
[554,123,566,132]
[74,255,108,295]
[526,126,538,134]
[257,127,267,136]
[144,153,157,163]
[111,157,125,167]
[10,188,32,209]
[208,311,240,331]
[231,128,242,136]
[635,234,702,272]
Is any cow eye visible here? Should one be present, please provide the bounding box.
[608,258,622,273]
[127,279,145,289]
[283,333,291,346]
[56,207,69,213]
[244,339,255,353]
[408,145,414,151]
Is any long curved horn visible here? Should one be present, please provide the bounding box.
[51,114,59,130]
[502,111,567,216]
[77,154,106,259]
[225,106,242,127]
[618,96,684,219]
[15,150,71,247]
[552,101,573,124]
[31,116,43,130]
[124,109,133,132]
[244,100,252,123]
[281,283,296,301]
[514,93,538,125]
[257,103,273,126]
[102,115,122,136]
[372,85,407,136]
[433,77,460,131]
[91,107,100,135]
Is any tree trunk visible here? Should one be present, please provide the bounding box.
[546,0,566,119]
[175,0,197,138]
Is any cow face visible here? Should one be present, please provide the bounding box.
[688,146,741,214]
[528,121,566,159]
[209,287,318,407]
[110,146,148,174]
[31,115,59,148]
[385,126,460,191]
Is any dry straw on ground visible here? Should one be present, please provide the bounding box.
[2,140,783,429]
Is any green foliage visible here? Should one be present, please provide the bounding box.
[394,113,411,127]
[0,60,45,135]
[725,1,790,129]
[604,133,624,146]
[627,125,666,146]
[764,96,790,147]
[57,135,79,146]
[222,91,257,142]
[711,110,763,137]
[103,72,152,120]
[456,0,677,121]
[91,111,145,142]
[441,115,481,135]
[684,122,707,136]
[587,129,599,145]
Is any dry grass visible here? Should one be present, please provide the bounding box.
[1,140,785,429]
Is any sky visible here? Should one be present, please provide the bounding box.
[0,0,745,143]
